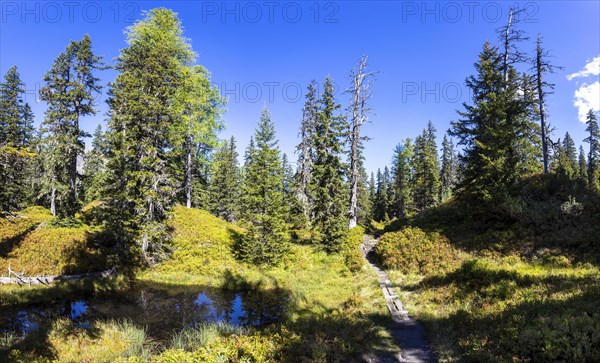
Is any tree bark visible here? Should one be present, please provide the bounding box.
[50,185,56,216]
[186,144,192,208]
[348,56,372,229]
[537,34,549,174]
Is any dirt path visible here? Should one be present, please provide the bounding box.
[362,235,436,363]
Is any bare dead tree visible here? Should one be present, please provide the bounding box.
[498,8,530,83]
[534,33,562,174]
[346,55,377,229]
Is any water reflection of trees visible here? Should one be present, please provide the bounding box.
[0,284,287,342]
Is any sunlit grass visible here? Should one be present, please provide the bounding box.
[386,252,600,362]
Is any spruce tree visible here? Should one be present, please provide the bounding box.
[0,66,25,147]
[450,42,539,202]
[238,108,288,265]
[384,166,394,218]
[373,168,388,221]
[413,122,440,210]
[296,81,318,223]
[311,77,348,252]
[209,136,240,223]
[584,110,600,189]
[103,9,195,260]
[578,146,588,186]
[440,134,457,201]
[391,138,414,218]
[554,132,578,180]
[83,125,108,203]
[368,171,376,215]
[0,66,34,213]
[281,153,306,229]
[356,161,372,225]
[39,34,103,217]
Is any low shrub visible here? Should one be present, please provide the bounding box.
[0,224,106,276]
[341,226,365,272]
[375,227,461,275]
[0,206,53,243]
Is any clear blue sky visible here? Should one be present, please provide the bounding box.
[1,1,599,174]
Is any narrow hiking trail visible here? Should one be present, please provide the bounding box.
[362,235,436,363]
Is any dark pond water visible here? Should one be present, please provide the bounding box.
[0,283,286,341]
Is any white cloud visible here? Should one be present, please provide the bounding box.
[573,81,600,122]
[567,56,600,80]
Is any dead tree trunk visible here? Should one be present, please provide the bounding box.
[347,56,375,229]
[186,139,193,208]
[50,185,57,216]
[537,34,549,174]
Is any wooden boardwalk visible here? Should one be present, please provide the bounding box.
[362,235,436,363]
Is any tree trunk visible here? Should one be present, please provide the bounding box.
[186,146,192,208]
[50,186,56,216]
[537,34,549,174]
[348,56,371,229]
[348,121,359,229]
[502,8,513,83]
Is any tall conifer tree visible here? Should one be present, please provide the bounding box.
[39,35,103,217]
[311,77,348,251]
[103,9,194,260]
[238,108,288,265]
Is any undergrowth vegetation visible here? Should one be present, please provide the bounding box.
[375,227,462,275]
[376,177,600,362]
[140,205,246,286]
[0,206,111,277]
[3,206,400,362]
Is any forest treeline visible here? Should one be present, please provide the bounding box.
[1,8,599,267]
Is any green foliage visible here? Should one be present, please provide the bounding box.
[0,206,52,243]
[175,64,225,209]
[103,8,195,261]
[450,42,541,203]
[84,125,108,204]
[39,34,104,217]
[439,134,458,202]
[295,81,318,225]
[238,108,288,265]
[0,66,35,213]
[578,145,588,185]
[584,110,600,189]
[413,122,440,210]
[208,136,240,222]
[311,77,348,252]
[376,227,461,275]
[341,226,365,272]
[388,256,600,362]
[390,139,414,218]
[0,223,106,276]
[0,66,31,146]
[372,168,389,221]
[143,205,244,284]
